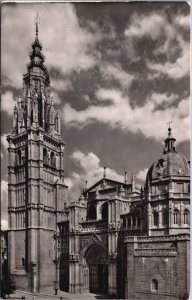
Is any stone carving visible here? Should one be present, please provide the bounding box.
[79,233,103,252]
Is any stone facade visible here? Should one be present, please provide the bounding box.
[7,26,190,299]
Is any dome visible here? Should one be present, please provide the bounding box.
[146,127,189,184]
[146,151,189,183]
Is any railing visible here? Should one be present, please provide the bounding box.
[150,192,189,200]
[78,220,107,232]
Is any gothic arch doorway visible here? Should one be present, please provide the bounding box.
[82,243,108,294]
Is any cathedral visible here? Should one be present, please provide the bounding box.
[6,24,190,299]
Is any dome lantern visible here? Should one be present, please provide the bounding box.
[163,124,176,154]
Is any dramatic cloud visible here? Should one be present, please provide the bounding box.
[136,168,148,181]
[51,78,73,93]
[2,91,15,116]
[100,62,134,89]
[66,150,124,199]
[63,88,189,143]
[51,91,62,105]
[124,10,189,81]
[1,2,190,210]
[175,14,190,28]
[148,37,190,79]
[2,3,104,89]
[125,13,165,40]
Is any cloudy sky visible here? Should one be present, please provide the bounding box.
[1,2,190,229]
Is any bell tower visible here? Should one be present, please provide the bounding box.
[7,21,68,292]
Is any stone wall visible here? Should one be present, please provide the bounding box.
[124,235,190,299]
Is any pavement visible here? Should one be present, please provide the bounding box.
[2,288,112,300]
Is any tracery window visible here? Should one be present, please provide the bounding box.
[173,209,179,225]
[153,211,159,226]
[51,151,56,167]
[163,210,169,226]
[183,210,189,225]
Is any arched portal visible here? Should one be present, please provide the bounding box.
[82,243,108,294]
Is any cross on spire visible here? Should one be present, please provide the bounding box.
[166,121,172,136]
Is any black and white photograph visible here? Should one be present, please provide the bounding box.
[1,1,190,299]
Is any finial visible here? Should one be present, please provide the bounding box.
[131,173,135,193]
[79,178,85,201]
[119,184,125,195]
[85,180,88,191]
[103,166,106,178]
[80,176,84,195]
[124,171,128,184]
[167,121,172,136]
[35,12,40,38]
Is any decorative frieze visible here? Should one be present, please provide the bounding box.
[134,248,177,257]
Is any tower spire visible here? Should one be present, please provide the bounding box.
[35,12,40,39]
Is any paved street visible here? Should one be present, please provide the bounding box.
[4,289,111,300]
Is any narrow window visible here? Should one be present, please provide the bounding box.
[17,150,21,165]
[184,210,189,225]
[163,211,169,226]
[173,209,179,225]
[153,211,159,226]
[128,217,131,227]
[22,258,25,267]
[51,152,56,167]
[101,202,108,220]
[43,148,47,164]
[151,279,158,292]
